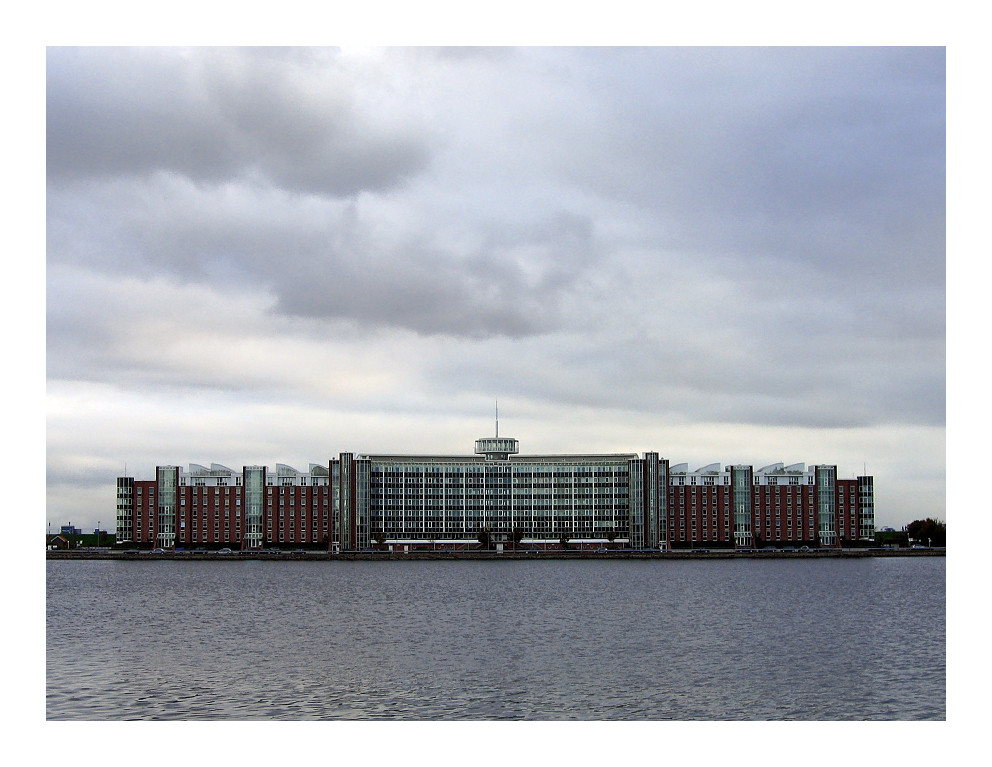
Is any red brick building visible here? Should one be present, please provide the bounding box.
[116,439,874,551]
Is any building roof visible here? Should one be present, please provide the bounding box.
[360,453,639,464]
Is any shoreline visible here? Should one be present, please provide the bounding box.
[46,548,945,561]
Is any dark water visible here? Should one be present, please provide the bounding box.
[46,557,944,720]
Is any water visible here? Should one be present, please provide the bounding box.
[46,557,944,720]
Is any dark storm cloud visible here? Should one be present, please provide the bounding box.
[46,47,431,196]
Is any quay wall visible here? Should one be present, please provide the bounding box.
[46,549,945,562]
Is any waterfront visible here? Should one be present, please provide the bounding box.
[47,557,944,720]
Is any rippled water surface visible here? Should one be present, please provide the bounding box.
[47,557,944,720]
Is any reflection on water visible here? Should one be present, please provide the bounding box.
[47,558,944,720]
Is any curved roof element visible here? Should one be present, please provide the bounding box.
[669,462,688,474]
[210,463,234,475]
[693,463,721,474]
[784,463,805,473]
[276,463,299,476]
[756,462,784,475]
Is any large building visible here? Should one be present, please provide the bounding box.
[115,434,875,551]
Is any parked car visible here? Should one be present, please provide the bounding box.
[217,548,233,554]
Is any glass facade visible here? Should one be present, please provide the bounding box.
[816,465,837,546]
[156,466,177,548]
[731,465,753,548]
[116,477,133,544]
[245,467,264,549]
[858,476,875,540]
[366,454,633,545]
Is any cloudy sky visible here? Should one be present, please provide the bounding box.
[46,46,945,533]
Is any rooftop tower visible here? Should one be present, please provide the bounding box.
[475,399,518,459]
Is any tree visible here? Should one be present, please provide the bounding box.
[477,527,491,548]
[906,518,946,547]
[874,529,908,548]
[605,529,616,544]
[511,527,524,547]
[373,532,386,546]
[559,532,570,549]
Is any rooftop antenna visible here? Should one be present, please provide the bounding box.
[495,398,499,438]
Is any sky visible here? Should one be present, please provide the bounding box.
[45,45,945,534]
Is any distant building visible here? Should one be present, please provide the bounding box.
[115,434,874,550]
[59,524,82,536]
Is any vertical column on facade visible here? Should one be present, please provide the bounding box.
[329,459,339,550]
[155,466,178,549]
[355,458,370,550]
[628,458,645,549]
[643,452,660,549]
[857,475,875,541]
[244,466,265,549]
[572,466,579,543]
[335,453,354,551]
[658,458,669,550]
[730,465,753,548]
[814,465,838,547]
[420,466,426,539]
[332,454,370,551]
[116,476,134,544]
[482,463,490,537]
[178,481,188,547]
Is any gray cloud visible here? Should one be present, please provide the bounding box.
[47,47,944,341]
[48,168,605,337]
[47,47,431,196]
[543,47,945,283]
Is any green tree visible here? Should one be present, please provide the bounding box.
[874,529,908,547]
[906,518,945,547]
[477,527,491,548]
[559,532,570,549]
[511,527,524,547]
[605,529,616,544]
